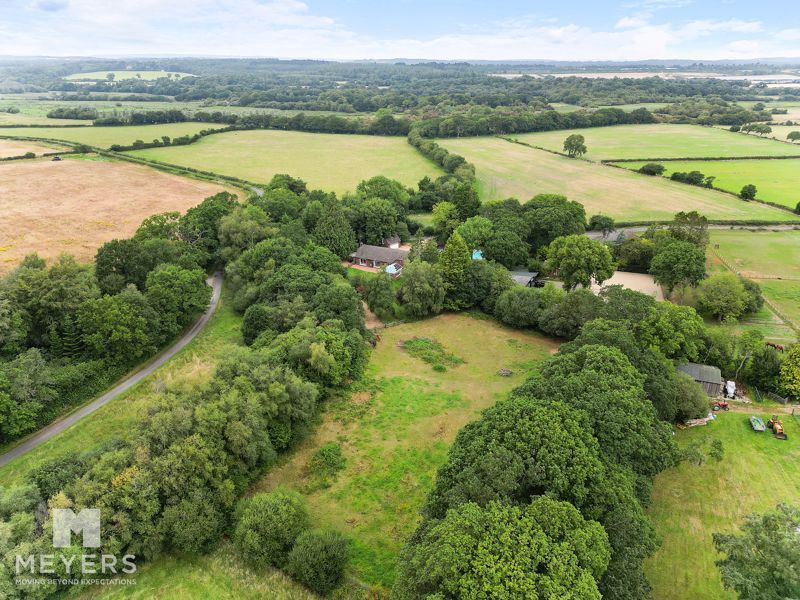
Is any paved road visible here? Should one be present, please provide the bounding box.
[0,272,223,468]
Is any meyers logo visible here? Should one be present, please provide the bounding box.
[53,509,101,548]
[15,508,136,581]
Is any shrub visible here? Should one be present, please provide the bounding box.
[286,529,349,595]
[233,489,309,568]
[674,372,708,422]
[308,443,346,480]
[740,184,757,200]
[638,163,666,176]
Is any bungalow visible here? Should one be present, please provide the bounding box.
[677,362,723,397]
[350,244,409,269]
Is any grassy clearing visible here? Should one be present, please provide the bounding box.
[511,124,800,160]
[129,129,443,192]
[68,543,319,600]
[437,137,800,222]
[0,122,226,149]
[63,70,194,81]
[0,285,243,487]
[710,229,800,279]
[615,159,800,210]
[646,412,800,600]
[254,313,557,589]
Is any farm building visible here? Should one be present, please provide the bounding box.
[350,244,409,269]
[678,362,723,397]
[382,235,402,249]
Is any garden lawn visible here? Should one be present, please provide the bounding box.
[253,313,557,590]
[511,124,800,160]
[0,285,243,487]
[437,137,800,222]
[129,129,443,192]
[615,159,800,210]
[646,412,800,600]
[0,122,226,149]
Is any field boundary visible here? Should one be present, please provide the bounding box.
[603,154,800,163]
[709,246,800,334]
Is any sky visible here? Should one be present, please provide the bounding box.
[0,0,799,61]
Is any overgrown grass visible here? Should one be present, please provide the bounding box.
[401,337,464,372]
[647,412,800,600]
[0,284,243,487]
[253,313,557,590]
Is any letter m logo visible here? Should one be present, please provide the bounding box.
[53,508,101,548]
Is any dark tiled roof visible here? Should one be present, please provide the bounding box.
[350,244,408,263]
[678,362,722,385]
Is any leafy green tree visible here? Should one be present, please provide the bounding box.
[0,295,26,358]
[455,216,494,251]
[454,260,514,313]
[76,286,156,363]
[538,289,603,340]
[494,287,542,328]
[395,498,610,600]
[233,489,309,568]
[218,205,274,262]
[179,192,239,259]
[649,240,706,291]
[563,133,588,157]
[144,265,211,341]
[739,184,757,200]
[740,276,764,315]
[713,504,800,600]
[255,187,302,221]
[0,349,54,441]
[588,214,615,237]
[286,530,349,595]
[356,176,410,214]
[407,239,440,264]
[545,235,615,291]
[134,211,181,240]
[524,194,586,250]
[437,232,471,307]
[787,131,800,143]
[483,229,529,268]
[696,273,748,322]
[364,272,396,321]
[636,301,704,362]
[451,181,480,220]
[667,211,709,248]
[313,201,357,258]
[638,163,666,176]
[359,198,398,246]
[398,261,446,318]
[780,344,800,400]
[747,345,783,393]
[431,201,461,242]
[673,372,709,422]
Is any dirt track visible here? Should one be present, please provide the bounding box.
[0,157,232,272]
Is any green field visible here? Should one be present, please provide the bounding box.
[646,412,800,600]
[0,122,226,149]
[710,229,800,279]
[0,285,243,487]
[254,313,556,589]
[511,124,800,160]
[615,159,800,210]
[63,70,194,81]
[437,137,800,222]
[758,280,800,330]
[129,129,443,191]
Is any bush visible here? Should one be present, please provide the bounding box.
[287,529,349,595]
[674,372,708,422]
[308,443,346,480]
[638,163,666,176]
[740,184,757,200]
[233,489,309,568]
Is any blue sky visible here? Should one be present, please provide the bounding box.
[0,0,798,60]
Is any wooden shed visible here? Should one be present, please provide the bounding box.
[677,362,723,397]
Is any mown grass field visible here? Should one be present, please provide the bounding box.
[437,137,800,222]
[710,229,800,279]
[254,313,557,590]
[63,70,193,81]
[646,413,800,600]
[0,122,226,149]
[615,159,800,210]
[511,124,800,160]
[0,285,243,487]
[130,129,443,192]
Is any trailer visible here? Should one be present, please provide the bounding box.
[750,416,766,432]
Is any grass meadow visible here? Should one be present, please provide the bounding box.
[437,137,800,222]
[253,313,557,590]
[0,284,243,487]
[129,129,443,192]
[511,124,800,160]
[646,413,800,600]
[616,159,800,210]
[0,122,226,149]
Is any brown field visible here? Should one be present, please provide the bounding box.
[0,157,233,272]
[0,138,67,158]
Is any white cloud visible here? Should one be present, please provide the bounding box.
[0,2,797,61]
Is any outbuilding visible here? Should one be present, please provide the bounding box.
[677,362,723,397]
